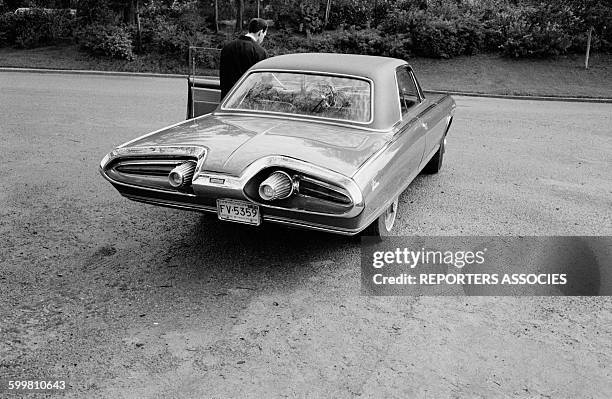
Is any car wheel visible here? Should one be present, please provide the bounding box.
[422,135,446,174]
[362,197,399,237]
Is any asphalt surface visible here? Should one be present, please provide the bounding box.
[1,72,611,398]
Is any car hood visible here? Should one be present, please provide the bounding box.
[121,114,391,177]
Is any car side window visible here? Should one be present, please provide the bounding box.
[396,66,420,115]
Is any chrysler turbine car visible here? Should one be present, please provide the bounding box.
[100,53,456,235]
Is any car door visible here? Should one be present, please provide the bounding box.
[394,65,428,172]
[353,67,429,220]
[410,68,449,163]
[187,76,221,119]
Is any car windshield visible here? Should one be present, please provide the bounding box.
[223,71,372,123]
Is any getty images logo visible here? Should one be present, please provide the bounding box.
[372,248,488,269]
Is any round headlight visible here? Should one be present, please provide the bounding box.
[259,171,294,201]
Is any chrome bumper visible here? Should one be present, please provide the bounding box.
[121,192,364,236]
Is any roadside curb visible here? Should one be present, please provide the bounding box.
[0,67,187,79]
[2,67,611,103]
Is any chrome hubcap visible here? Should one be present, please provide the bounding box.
[383,198,398,231]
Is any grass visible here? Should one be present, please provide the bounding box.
[411,53,612,98]
[0,45,193,74]
[1,45,611,98]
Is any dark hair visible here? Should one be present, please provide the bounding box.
[248,18,268,33]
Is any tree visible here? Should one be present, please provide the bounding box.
[234,0,244,32]
[581,0,611,68]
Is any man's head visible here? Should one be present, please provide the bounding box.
[247,18,268,44]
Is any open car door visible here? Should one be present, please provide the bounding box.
[187,46,222,119]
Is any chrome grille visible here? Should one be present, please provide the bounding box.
[106,158,197,192]
[114,160,184,176]
[298,177,352,205]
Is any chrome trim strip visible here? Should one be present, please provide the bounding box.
[189,77,221,85]
[416,103,439,120]
[113,159,186,174]
[123,194,216,212]
[393,68,403,122]
[194,155,364,218]
[219,68,375,126]
[415,94,451,120]
[409,67,425,102]
[246,198,355,218]
[214,112,391,133]
[100,145,208,174]
[262,215,360,236]
[123,194,362,235]
[115,159,184,166]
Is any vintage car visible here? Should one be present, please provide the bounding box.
[100,53,456,235]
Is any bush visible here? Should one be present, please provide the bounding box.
[328,0,372,29]
[500,25,573,58]
[303,33,339,53]
[383,33,413,60]
[414,16,466,58]
[375,0,612,58]
[455,14,486,55]
[0,9,75,48]
[15,10,54,48]
[301,0,324,34]
[137,3,212,60]
[262,28,391,58]
[0,12,17,45]
[75,0,115,25]
[268,0,300,31]
[140,15,188,55]
[382,10,467,58]
[498,5,575,58]
[77,24,134,60]
[264,29,312,55]
[268,0,327,34]
[379,9,414,36]
[332,28,387,55]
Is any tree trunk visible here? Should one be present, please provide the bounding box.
[135,0,141,53]
[234,0,244,33]
[324,0,332,28]
[124,0,136,25]
[214,0,219,33]
[585,26,593,70]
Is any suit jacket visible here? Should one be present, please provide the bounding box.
[219,36,267,99]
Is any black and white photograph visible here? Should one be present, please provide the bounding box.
[1,0,611,397]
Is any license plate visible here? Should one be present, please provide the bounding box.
[216,199,261,226]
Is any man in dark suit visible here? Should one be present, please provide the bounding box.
[219,18,268,99]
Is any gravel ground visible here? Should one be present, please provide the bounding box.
[1,72,611,398]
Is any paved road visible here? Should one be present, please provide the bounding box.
[1,72,611,398]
